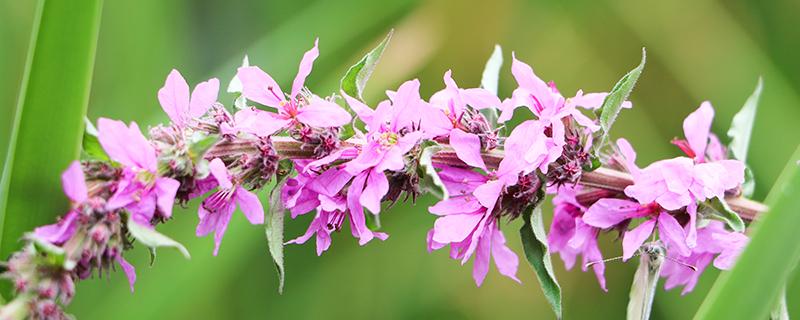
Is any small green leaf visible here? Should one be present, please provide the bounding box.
[417,141,448,200]
[598,48,646,147]
[127,217,191,260]
[266,178,289,294]
[520,195,562,319]
[727,78,762,164]
[30,237,66,268]
[698,197,745,232]
[365,212,381,230]
[340,30,393,100]
[82,129,109,162]
[188,133,218,164]
[479,45,502,129]
[627,243,665,320]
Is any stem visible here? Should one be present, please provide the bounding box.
[270,137,768,220]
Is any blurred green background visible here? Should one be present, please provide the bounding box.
[2,0,799,319]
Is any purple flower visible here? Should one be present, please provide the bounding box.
[33,161,85,244]
[426,166,520,286]
[98,118,180,225]
[660,221,748,294]
[196,158,265,256]
[547,186,607,290]
[157,69,220,128]
[236,39,351,131]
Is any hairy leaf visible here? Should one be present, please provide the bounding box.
[266,160,292,294]
[727,78,763,197]
[417,141,448,199]
[127,217,191,261]
[340,30,393,100]
[598,48,646,147]
[698,197,745,232]
[520,194,562,319]
[479,45,502,129]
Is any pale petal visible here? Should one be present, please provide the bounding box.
[462,88,501,110]
[208,158,233,189]
[233,107,290,137]
[212,203,236,256]
[236,187,265,224]
[296,96,352,127]
[432,213,483,243]
[155,177,180,219]
[429,196,483,216]
[116,255,137,293]
[449,129,486,170]
[473,180,504,210]
[61,161,87,203]
[491,227,521,283]
[237,66,284,109]
[682,101,714,161]
[189,78,220,118]
[472,225,492,287]
[157,69,191,126]
[657,212,691,257]
[622,219,655,260]
[359,169,389,214]
[97,118,157,171]
[583,198,641,228]
[341,90,374,124]
[291,38,319,98]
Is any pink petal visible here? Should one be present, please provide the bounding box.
[682,101,714,161]
[432,213,483,243]
[472,224,492,287]
[473,180,504,210]
[286,213,322,246]
[291,38,319,98]
[157,69,191,126]
[341,90,374,124]
[97,119,157,171]
[616,138,640,174]
[346,172,372,244]
[583,198,641,228]
[237,66,284,109]
[359,169,389,214]
[429,196,483,216]
[212,203,236,256]
[491,227,521,283]
[208,158,233,189]
[236,187,265,225]
[510,53,554,109]
[296,96,352,127]
[315,228,333,256]
[155,177,180,219]
[61,161,87,203]
[685,202,698,248]
[116,255,137,293]
[189,78,220,119]
[233,108,290,137]
[449,129,486,170]
[568,91,607,110]
[195,205,218,237]
[622,219,655,260]
[462,88,501,110]
[657,212,691,257]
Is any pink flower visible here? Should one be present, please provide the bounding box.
[284,163,387,253]
[97,118,180,225]
[583,198,691,261]
[425,70,502,170]
[547,186,607,290]
[236,39,351,133]
[196,158,264,256]
[426,166,520,286]
[660,221,748,294]
[157,69,220,128]
[34,161,86,244]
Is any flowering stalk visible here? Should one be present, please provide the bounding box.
[0,36,774,320]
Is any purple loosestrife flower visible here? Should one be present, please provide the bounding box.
[236,39,351,133]
[33,161,85,244]
[97,118,180,226]
[660,221,748,294]
[547,185,607,290]
[426,165,520,286]
[284,162,387,252]
[197,158,265,255]
[426,70,501,170]
[157,69,220,128]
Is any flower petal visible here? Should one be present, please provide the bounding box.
[360,169,389,214]
[61,161,87,203]
[449,129,486,170]
[208,158,233,189]
[233,107,290,137]
[583,198,641,228]
[155,177,180,219]
[236,187,265,225]
[296,96,352,127]
[432,213,483,244]
[291,38,319,98]
[97,118,157,171]
[237,66,284,109]
[622,219,655,261]
[472,224,492,287]
[657,212,691,257]
[189,78,219,119]
[429,196,483,216]
[212,203,236,256]
[157,69,191,126]
[341,90,374,125]
[682,101,714,161]
[116,255,137,293]
[491,227,521,283]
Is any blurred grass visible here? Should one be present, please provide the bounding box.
[1,0,799,319]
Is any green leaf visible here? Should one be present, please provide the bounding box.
[698,197,745,232]
[695,146,800,320]
[727,78,763,197]
[127,217,191,260]
[0,0,105,261]
[479,45,502,129]
[188,133,218,164]
[340,29,393,100]
[627,243,665,320]
[81,128,110,162]
[598,48,646,147]
[266,180,288,294]
[417,141,448,200]
[770,286,789,320]
[520,196,562,319]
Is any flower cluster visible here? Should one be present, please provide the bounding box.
[0,38,760,319]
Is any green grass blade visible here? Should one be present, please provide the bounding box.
[694,145,800,320]
[0,0,104,257]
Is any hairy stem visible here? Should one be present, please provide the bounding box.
[271,137,768,219]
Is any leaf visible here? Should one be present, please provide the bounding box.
[520,194,562,319]
[695,146,800,319]
[81,128,110,162]
[698,197,745,232]
[627,242,665,320]
[479,45,502,129]
[0,0,105,262]
[188,133,218,164]
[127,217,191,260]
[727,78,763,197]
[770,286,789,320]
[417,141,448,200]
[340,30,393,100]
[266,179,288,294]
[598,48,646,147]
